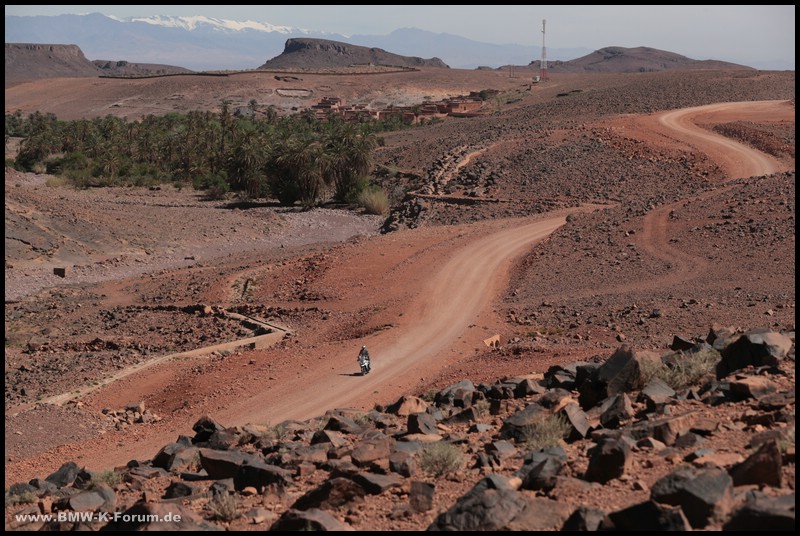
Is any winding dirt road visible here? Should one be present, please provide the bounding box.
[4,100,791,484]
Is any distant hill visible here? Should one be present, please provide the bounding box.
[4,43,195,88]
[260,38,449,70]
[92,60,193,77]
[528,46,754,73]
[5,43,101,87]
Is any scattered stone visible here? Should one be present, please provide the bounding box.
[410,481,435,512]
[604,500,691,531]
[650,467,733,528]
[716,329,793,379]
[270,508,354,531]
[585,437,632,483]
[163,482,196,499]
[723,491,795,531]
[729,440,783,487]
[385,395,429,416]
[291,477,366,510]
[562,506,606,531]
[45,461,81,488]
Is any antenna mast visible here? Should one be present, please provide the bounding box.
[540,19,548,82]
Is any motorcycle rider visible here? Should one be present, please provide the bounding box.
[357,345,371,375]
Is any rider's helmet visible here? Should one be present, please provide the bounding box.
[362,345,366,350]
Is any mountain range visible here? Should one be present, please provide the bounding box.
[4,13,590,71]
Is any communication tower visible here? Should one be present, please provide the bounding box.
[540,19,548,82]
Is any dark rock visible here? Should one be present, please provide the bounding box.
[650,467,733,528]
[562,506,606,531]
[717,329,793,379]
[234,459,293,491]
[199,448,261,479]
[428,486,529,530]
[485,383,515,400]
[513,378,546,398]
[270,508,353,531]
[385,395,429,416]
[310,429,348,448]
[28,478,57,493]
[499,403,546,442]
[351,472,403,494]
[435,380,475,407]
[351,436,393,466]
[585,438,632,483]
[163,481,197,499]
[558,403,592,441]
[670,335,697,351]
[729,376,780,400]
[627,411,698,446]
[519,450,565,491]
[410,481,435,512]
[166,446,200,472]
[191,415,225,444]
[674,432,705,449]
[390,451,418,477]
[486,441,517,461]
[469,423,492,433]
[538,388,572,408]
[723,491,795,531]
[729,440,782,487]
[604,500,691,530]
[205,428,242,450]
[45,461,81,488]
[53,484,116,513]
[209,478,234,498]
[506,497,575,531]
[597,345,661,397]
[443,406,481,424]
[639,377,676,412]
[324,414,363,434]
[599,393,634,429]
[408,412,438,435]
[291,477,365,510]
[152,442,183,469]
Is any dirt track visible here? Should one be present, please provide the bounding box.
[4,98,793,486]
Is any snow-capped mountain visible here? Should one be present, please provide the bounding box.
[113,14,303,34]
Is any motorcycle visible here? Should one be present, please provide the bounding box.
[359,358,371,375]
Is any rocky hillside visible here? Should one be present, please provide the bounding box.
[92,59,193,77]
[4,43,193,88]
[4,325,794,530]
[259,38,449,70]
[529,46,753,73]
[4,44,101,87]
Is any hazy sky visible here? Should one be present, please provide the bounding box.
[5,5,795,69]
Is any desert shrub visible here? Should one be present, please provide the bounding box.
[5,488,37,507]
[31,162,47,174]
[473,398,491,417]
[207,492,239,522]
[351,412,373,428]
[640,348,719,390]
[521,414,571,451]
[193,171,230,200]
[420,389,439,403]
[359,186,389,215]
[419,442,464,477]
[46,151,89,175]
[45,175,69,188]
[90,469,122,488]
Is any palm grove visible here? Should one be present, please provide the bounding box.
[6,104,393,212]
